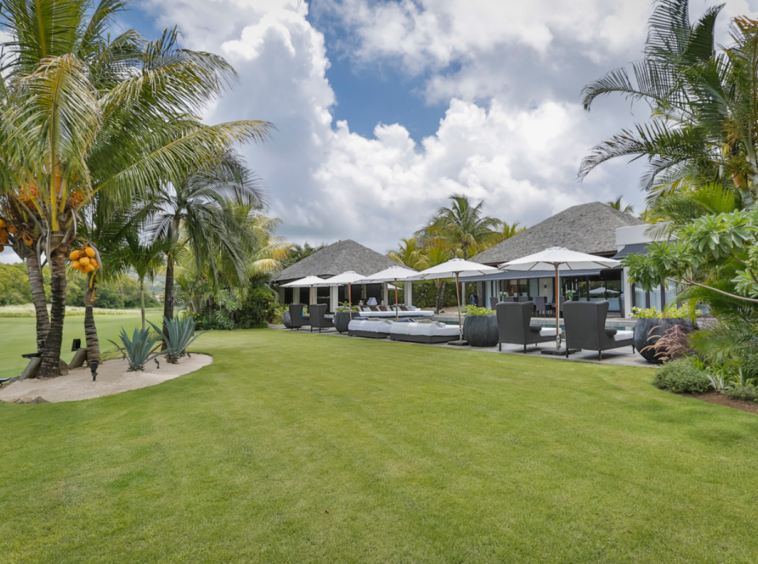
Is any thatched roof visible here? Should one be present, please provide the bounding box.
[471,202,645,265]
[276,239,400,283]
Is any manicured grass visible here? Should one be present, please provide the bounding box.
[2,329,758,562]
[0,312,162,380]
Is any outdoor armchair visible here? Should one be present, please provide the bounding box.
[496,301,557,353]
[490,297,498,310]
[288,304,310,330]
[562,300,634,360]
[534,296,547,317]
[309,304,335,333]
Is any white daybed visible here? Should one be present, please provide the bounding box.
[347,318,393,339]
[389,320,460,344]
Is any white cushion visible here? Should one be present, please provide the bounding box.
[390,321,460,337]
[613,330,634,342]
[348,319,393,334]
[539,328,560,337]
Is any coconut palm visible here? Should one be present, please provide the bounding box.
[388,238,427,270]
[416,194,502,259]
[606,197,635,214]
[485,221,525,247]
[580,0,758,203]
[0,2,272,376]
[148,155,266,339]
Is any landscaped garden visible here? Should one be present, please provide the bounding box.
[2,329,758,563]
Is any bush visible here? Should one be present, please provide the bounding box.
[653,358,711,394]
[724,385,758,402]
[464,305,494,316]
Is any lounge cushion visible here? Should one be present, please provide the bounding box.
[390,321,460,337]
[348,319,393,334]
[613,330,634,342]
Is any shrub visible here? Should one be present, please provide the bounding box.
[724,385,758,402]
[653,358,711,394]
[642,324,696,362]
[632,305,700,320]
[465,305,494,316]
[150,316,206,363]
[109,327,163,371]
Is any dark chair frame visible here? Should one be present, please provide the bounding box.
[309,303,335,333]
[496,301,555,353]
[288,304,310,330]
[562,300,634,360]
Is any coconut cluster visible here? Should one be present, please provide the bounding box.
[70,246,99,273]
[0,218,17,252]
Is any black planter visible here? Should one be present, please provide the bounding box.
[282,310,292,329]
[334,312,353,333]
[463,315,498,347]
[633,317,697,364]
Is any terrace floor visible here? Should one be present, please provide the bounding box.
[271,325,651,368]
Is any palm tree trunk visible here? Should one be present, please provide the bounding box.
[84,284,101,364]
[436,280,446,313]
[38,233,67,378]
[162,253,175,347]
[140,278,146,331]
[26,252,50,352]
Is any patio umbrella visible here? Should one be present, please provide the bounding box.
[315,270,364,319]
[413,258,498,343]
[499,247,620,351]
[281,275,328,305]
[357,266,418,321]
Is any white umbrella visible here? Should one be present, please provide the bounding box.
[500,247,621,351]
[413,258,498,342]
[281,275,328,305]
[358,266,418,321]
[315,270,364,319]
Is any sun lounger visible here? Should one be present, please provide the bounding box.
[389,320,460,344]
[348,318,393,339]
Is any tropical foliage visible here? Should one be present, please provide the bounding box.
[0,0,272,376]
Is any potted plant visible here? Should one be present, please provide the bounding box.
[632,305,699,364]
[462,306,498,347]
[334,302,358,333]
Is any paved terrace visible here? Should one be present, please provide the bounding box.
[270,324,651,368]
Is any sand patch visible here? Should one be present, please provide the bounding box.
[0,354,212,403]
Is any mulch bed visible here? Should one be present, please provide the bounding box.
[683,391,758,415]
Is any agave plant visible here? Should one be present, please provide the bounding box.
[150,316,206,364]
[109,328,164,372]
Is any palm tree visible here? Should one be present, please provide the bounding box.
[606,197,635,214]
[148,155,266,339]
[388,238,427,270]
[0,2,272,376]
[485,221,525,247]
[416,194,502,259]
[580,0,758,203]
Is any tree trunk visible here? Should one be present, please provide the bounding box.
[436,280,446,313]
[26,252,50,353]
[38,233,67,378]
[140,278,146,331]
[84,284,101,364]
[162,253,175,347]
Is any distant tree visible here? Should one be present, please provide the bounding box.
[416,194,502,260]
[607,196,635,214]
[484,222,525,248]
[283,242,326,268]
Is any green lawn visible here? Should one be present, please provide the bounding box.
[0,312,162,380]
[2,329,758,563]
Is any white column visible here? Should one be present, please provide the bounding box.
[623,267,633,318]
[404,281,413,306]
[293,287,301,304]
[382,283,389,306]
[330,285,338,313]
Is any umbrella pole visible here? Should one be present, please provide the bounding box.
[394,279,399,321]
[348,283,352,320]
[554,264,560,350]
[455,272,463,340]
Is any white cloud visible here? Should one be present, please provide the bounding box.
[132,0,656,253]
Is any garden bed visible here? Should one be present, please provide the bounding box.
[683,391,758,415]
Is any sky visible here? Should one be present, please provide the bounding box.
[3,0,758,264]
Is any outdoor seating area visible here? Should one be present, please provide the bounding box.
[280,248,646,365]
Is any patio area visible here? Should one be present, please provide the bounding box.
[270,323,650,368]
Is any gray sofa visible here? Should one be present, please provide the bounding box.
[496,301,557,353]
[563,300,634,360]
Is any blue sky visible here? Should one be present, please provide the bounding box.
[3,0,758,264]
